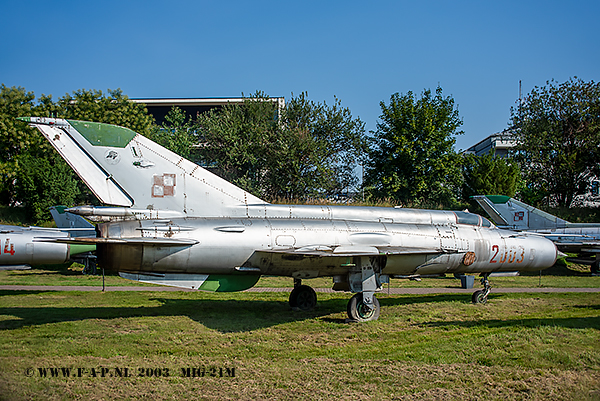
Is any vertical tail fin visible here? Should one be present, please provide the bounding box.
[21,117,266,217]
[472,195,569,230]
[50,206,94,228]
[49,206,96,238]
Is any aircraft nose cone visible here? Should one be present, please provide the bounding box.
[529,235,558,270]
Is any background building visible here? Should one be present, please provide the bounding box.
[464,130,515,158]
[465,130,599,205]
[130,97,285,125]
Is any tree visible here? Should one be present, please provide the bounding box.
[511,77,600,207]
[146,107,196,160]
[364,87,463,208]
[13,151,80,223]
[0,85,39,205]
[48,88,155,135]
[278,93,367,200]
[461,152,521,206]
[194,92,283,198]
[0,85,84,222]
[0,86,157,222]
[194,92,367,200]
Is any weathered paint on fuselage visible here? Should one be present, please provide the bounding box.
[96,208,557,277]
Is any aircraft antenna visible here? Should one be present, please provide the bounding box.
[518,80,523,120]
[519,80,522,105]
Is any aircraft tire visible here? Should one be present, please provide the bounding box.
[289,285,317,311]
[472,289,487,304]
[347,293,380,322]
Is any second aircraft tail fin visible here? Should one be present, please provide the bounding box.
[472,195,569,230]
[50,206,94,228]
[49,206,96,238]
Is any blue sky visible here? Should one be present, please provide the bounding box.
[1,0,598,150]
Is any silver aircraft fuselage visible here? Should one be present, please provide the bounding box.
[0,227,72,269]
[96,208,557,277]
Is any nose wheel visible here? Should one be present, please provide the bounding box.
[471,289,487,304]
[472,274,491,304]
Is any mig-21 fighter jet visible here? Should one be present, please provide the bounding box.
[20,117,558,321]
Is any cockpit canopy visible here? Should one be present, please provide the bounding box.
[454,211,494,228]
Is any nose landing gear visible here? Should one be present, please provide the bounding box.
[472,273,491,304]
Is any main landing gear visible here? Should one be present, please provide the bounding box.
[288,279,381,322]
[289,279,317,311]
[472,273,492,304]
[289,256,385,322]
[347,292,380,322]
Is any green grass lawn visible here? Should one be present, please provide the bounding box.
[0,289,598,400]
[1,257,598,399]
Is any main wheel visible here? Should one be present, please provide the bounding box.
[347,293,380,322]
[289,285,317,311]
[472,289,487,304]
